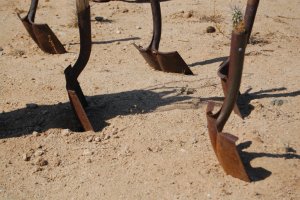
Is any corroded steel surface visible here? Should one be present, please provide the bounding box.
[18,0,66,54]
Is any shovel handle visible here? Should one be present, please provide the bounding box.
[27,0,39,22]
[245,0,260,43]
[219,0,260,70]
[216,31,247,131]
[70,0,92,79]
[150,0,162,50]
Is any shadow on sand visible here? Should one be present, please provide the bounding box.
[237,141,300,182]
[0,88,192,138]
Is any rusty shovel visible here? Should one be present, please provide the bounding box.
[206,30,250,182]
[64,0,94,131]
[218,0,260,118]
[17,0,66,54]
[133,0,193,75]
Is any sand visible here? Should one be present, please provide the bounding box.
[0,0,299,199]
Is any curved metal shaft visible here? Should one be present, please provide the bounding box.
[69,6,92,80]
[27,0,38,22]
[216,31,247,131]
[150,0,162,50]
[245,0,260,43]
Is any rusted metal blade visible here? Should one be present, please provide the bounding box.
[156,51,193,75]
[134,0,193,75]
[206,102,250,182]
[31,24,66,54]
[17,14,39,45]
[67,90,93,131]
[133,43,161,71]
[17,0,66,54]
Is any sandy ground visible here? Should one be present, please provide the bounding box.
[0,0,299,199]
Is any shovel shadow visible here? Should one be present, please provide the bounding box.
[68,37,140,46]
[199,87,300,118]
[237,141,300,182]
[188,56,228,68]
[0,88,191,139]
[237,87,300,117]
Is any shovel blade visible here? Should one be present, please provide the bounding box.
[18,14,39,45]
[133,44,161,71]
[67,90,94,132]
[216,132,250,182]
[206,102,250,182]
[157,51,193,75]
[32,24,66,54]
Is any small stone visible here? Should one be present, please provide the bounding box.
[253,136,264,143]
[115,41,120,45]
[186,88,196,95]
[95,16,104,22]
[116,30,121,34]
[94,137,101,142]
[32,167,43,173]
[183,11,193,18]
[111,128,118,135]
[86,158,92,163]
[136,26,141,30]
[34,150,44,157]
[26,103,38,109]
[283,144,297,153]
[82,149,93,156]
[32,131,41,137]
[104,134,111,140]
[270,99,284,106]
[61,129,71,136]
[86,136,94,142]
[191,138,198,144]
[122,8,129,13]
[0,47,3,51]
[35,158,48,166]
[22,153,31,161]
[206,26,216,33]
[53,159,61,167]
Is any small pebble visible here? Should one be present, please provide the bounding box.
[35,158,48,166]
[136,26,141,30]
[187,88,196,95]
[104,134,111,140]
[94,137,101,142]
[116,30,121,34]
[86,136,94,142]
[86,158,92,163]
[26,103,38,109]
[82,149,93,156]
[183,11,193,18]
[22,153,31,161]
[95,16,104,22]
[122,8,129,13]
[0,47,3,51]
[206,26,216,33]
[270,99,284,106]
[34,150,44,157]
[53,159,61,167]
[32,131,41,137]
[61,129,71,136]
